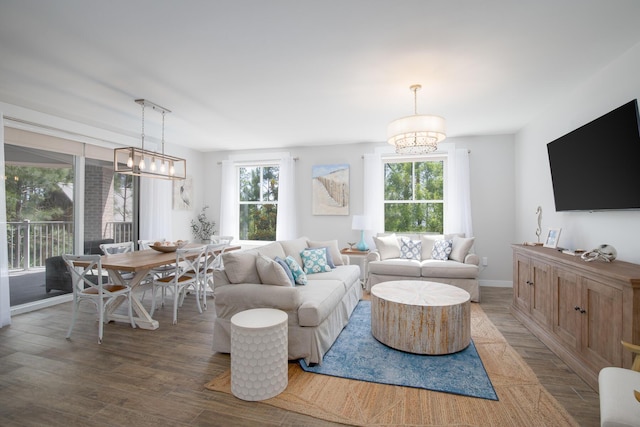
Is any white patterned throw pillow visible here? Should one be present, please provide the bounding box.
[300,248,332,274]
[432,239,453,260]
[400,237,422,260]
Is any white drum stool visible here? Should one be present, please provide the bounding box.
[230,308,288,401]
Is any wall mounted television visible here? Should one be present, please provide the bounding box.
[547,99,640,212]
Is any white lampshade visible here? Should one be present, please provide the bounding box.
[387,114,446,154]
[387,84,446,154]
[352,215,371,231]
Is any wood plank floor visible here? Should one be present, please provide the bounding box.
[0,286,600,426]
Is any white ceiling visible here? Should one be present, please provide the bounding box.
[2,0,640,152]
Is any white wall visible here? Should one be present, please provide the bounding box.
[515,41,640,264]
[204,135,515,283]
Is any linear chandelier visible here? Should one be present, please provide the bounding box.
[387,84,446,154]
[114,99,187,180]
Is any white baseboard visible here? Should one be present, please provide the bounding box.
[479,280,512,288]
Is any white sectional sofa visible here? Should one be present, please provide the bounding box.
[366,233,480,302]
[211,237,362,365]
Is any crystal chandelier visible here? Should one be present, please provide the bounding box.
[387,84,446,154]
[114,99,187,180]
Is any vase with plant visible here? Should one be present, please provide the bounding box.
[191,205,216,242]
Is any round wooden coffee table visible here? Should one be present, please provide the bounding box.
[371,280,471,355]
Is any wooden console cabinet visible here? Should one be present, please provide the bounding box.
[511,244,640,390]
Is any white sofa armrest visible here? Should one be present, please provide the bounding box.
[366,251,381,262]
[464,253,480,266]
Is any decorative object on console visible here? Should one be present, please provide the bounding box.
[535,206,542,243]
[352,214,371,251]
[387,84,446,154]
[581,244,617,262]
[114,99,186,180]
[543,227,561,248]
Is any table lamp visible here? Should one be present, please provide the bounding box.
[351,215,371,251]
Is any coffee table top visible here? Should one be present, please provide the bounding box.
[371,280,470,307]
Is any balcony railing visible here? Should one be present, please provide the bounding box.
[7,220,133,271]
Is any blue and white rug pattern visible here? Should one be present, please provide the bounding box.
[300,300,498,400]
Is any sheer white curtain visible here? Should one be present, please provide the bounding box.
[139,177,172,241]
[444,148,473,237]
[363,152,383,247]
[275,155,297,240]
[218,160,236,238]
[0,113,11,327]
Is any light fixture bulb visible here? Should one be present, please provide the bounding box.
[160,161,166,173]
[139,157,145,170]
[169,162,175,176]
[127,156,133,168]
[150,156,157,171]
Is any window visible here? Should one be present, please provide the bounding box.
[238,164,279,241]
[383,157,445,233]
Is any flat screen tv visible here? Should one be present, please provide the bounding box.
[547,99,640,211]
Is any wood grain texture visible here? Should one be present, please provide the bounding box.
[371,281,471,354]
[0,286,600,426]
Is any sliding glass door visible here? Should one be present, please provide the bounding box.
[4,142,137,307]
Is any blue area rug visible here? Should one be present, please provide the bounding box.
[300,300,498,400]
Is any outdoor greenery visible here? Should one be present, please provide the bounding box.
[384,160,444,233]
[191,205,216,241]
[239,165,278,241]
[5,165,74,223]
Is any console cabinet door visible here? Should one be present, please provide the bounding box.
[552,269,581,351]
[513,253,531,314]
[530,259,552,326]
[580,277,623,370]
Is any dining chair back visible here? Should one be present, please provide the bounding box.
[150,245,207,324]
[200,243,233,309]
[62,254,135,343]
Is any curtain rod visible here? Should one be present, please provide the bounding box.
[217,157,298,165]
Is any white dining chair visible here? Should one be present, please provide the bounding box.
[62,254,136,343]
[200,243,233,310]
[150,245,207,324]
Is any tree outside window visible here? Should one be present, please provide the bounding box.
[384,158,444,233]
[238,165,279,241]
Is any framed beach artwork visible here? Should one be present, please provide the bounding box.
[543,227,562,249]
[312,164,350,215]
[173,176,193,210]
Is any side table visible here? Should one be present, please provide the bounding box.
[340,248,370,289]
[230,308,288,401]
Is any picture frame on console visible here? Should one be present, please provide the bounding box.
[543,228,561,249]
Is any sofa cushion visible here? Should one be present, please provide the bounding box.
[302,264,361,293]
[400,236,421,260]
[308,239,344,266]
[285,255,308,285]
[373,234,401,260]
[279,236,309,266]
[256,254,292,286]
[450,236,475,262]
[274,256,295,286]
[368,259,422,277]
[257,241,286,260]
[300,248,332,274]
[420,235,442,260]
[221,249,260,284]
[297,280,346,327]
[420,259,479,278]
[432,239,453,260]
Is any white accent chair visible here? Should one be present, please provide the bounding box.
[62,254,135,343]
[150,245,207,324]
[598,341,640,427]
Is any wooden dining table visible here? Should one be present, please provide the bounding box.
[74,244,240,330]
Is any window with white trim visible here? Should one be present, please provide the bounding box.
[383,156,445,233]
[238,164,279,241]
